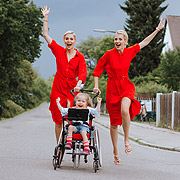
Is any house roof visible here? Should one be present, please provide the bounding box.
[166,15,180,49]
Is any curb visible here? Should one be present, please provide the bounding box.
[94,120,180,153]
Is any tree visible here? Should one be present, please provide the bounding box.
[78,36,114,88]
[76,36,101,70]
[158,48,180,91]
[0,0,42,105]
[94,36,114,63]
[119,0,167,78]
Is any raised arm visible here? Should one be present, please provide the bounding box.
[96,97,102,112]
[41,6,52,45]
[56,97,63,112]
[139,18,165,49]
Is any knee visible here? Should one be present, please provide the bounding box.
[121,109,129,118]
[110,125,118,130]
[81,130,87,135]
[68,125,74,131]
[55,123,62,129]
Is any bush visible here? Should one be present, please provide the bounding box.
[135,81,171,97]
[1,100,25,119]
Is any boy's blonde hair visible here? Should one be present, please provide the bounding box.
[63,30,76,41]
[75,93,93,107]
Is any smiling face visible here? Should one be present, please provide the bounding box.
[63,33,76,50]
[114,33,128,53]
[75,95,88,108]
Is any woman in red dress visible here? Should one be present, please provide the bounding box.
[41,6,87,144]
[93,18,164,164]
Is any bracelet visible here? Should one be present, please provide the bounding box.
[44,19,48,22]
[156,27,160,31]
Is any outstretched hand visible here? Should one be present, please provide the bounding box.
[97,97,102,103]
[56,97,60,103]
[157,17,165,30]
[41,6,50,17]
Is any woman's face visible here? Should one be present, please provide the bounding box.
[75,96,87,108]
[114,33,127,53]
[64,33,76,50]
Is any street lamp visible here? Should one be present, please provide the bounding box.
[93,29,116,33]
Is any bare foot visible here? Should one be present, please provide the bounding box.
[114,154,121,165]
[125,144,132,154]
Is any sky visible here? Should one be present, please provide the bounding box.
[32,0,180,80]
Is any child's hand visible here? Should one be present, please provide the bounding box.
[97,97,102,103]
[56,97,60,103]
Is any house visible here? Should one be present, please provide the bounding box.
[162,15,180,54]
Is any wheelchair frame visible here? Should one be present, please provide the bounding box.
[52,89,102,173]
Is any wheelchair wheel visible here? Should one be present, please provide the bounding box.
[58,144,65,167]
[52,145,60,170]
[52,143,65,170]
[94,128,102,167]
[93,161,98,173]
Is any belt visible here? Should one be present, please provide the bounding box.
[108,76,128,80]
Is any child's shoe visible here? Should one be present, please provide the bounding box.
[82,148,90,155]
[65,142,72,149]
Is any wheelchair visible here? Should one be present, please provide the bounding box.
[52,89,102,173]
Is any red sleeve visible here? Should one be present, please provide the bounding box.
[48,40,64,57]
[92,52,109,78]
[78,53,87,84]
[128,43,140,59]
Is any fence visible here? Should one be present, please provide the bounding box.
[156,91,180,130]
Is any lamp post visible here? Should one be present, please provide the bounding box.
[93,29,116,33]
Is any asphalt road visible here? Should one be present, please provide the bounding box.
[0,103,180,180]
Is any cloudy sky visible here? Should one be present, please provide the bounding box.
[32,0,180,79]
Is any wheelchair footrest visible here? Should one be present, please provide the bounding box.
[66,152,89,155]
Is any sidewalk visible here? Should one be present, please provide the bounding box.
[95,115,180,152]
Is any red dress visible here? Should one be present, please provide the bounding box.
[93,44,141,125]
[48,40,87,125]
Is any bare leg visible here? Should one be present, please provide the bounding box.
[55,123,63,144]
[110,125,121,164]
[121,97,132,154]
[67,125,75,136]
[81,130,88,142]
[110,125,118,155]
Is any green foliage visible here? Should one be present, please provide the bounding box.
[1,100,25,118]
[158,48,180,91]
[0,0,43,105]
[77,35,114,72]
[31,75,51,103]
[132,72,161,85]
[81,36,114,101]
[119,0,167,78]
[77,36,101,70]
[84,70,107,103]
[135,81,171,96]
[94,36,114,62]
[134,47,180,92]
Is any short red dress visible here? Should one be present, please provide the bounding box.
[93,44,141,125]
[48,40,87,125]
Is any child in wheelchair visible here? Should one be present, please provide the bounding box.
[56,93,102,155]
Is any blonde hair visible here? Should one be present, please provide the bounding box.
[75,93,93,107]
[63,30,76,41]
[115,30,128,42]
